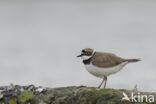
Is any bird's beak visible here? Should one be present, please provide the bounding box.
[77,54,83,57]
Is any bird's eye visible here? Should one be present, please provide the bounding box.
[85,52,90,55]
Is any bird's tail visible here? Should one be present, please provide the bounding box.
[124,58,141,62]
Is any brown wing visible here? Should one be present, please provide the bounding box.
[92,52,125,68]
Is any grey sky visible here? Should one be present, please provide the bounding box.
[0,0,156,92]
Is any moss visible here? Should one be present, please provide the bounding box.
[0,92,3,100]
[77,88,122,104]
[1,86,156,104]
[18,90,34,103]
[9,100,17,104]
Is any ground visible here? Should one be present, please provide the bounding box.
[0,85,156,104]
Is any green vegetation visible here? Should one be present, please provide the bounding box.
[0,92,3,100]
[8,90,34,104]
[18,90,34,103]
[9,100,17,104]
[76,88,122,104]
[1,86,156,104]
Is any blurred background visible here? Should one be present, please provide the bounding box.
[0,0,156,92]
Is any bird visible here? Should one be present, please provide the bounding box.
[77,48,140,88]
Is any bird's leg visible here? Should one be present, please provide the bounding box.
[98,77,105,88]
[103,76,107,88]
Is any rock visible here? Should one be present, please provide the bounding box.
[0,85,156,104]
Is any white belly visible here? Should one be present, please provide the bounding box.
[85,61,128,78]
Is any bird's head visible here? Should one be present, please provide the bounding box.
[77,48,94,60]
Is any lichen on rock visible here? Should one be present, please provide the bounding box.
[0,85,156,104]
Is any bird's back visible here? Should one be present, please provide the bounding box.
[91,52,137,68]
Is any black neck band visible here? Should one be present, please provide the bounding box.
[83,52,96,65]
